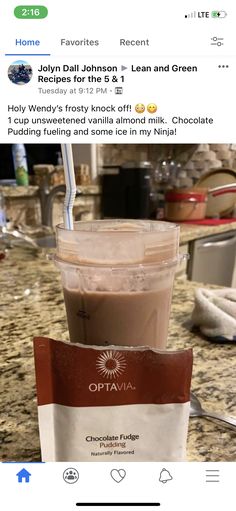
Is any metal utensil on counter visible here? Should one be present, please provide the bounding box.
[1,227,39,249]
[190,392,236,430]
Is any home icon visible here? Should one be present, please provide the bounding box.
[16,468,31,483]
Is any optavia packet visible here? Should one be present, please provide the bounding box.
[33,337,193,461]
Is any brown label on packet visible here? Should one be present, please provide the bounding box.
[33,337,193,462]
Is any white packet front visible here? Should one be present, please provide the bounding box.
[34,337,193,461]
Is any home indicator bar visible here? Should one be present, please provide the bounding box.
[75,504,161,507]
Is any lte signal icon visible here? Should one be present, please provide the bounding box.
[185,11,197,19]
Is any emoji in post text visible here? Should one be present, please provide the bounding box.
[147,103,158,114]
[135,103,145,114]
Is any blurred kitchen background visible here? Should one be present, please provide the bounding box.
[0,143,236,286]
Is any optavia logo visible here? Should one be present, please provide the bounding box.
[96,350,126,379]
[89,381,135,392]
[89,351,135,392]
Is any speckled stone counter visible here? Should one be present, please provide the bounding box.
[0,185,100,198]
[179,221,236,245]
[0,248,235,462]
[0,186,39,198]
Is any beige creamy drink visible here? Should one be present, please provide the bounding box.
[63,287,172,348]
[55,220,180,349]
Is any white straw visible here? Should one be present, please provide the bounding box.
[61,144,76,230]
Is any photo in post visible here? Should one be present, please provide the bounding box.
[0,143,235,463]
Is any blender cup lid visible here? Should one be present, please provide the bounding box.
[56,220,180,266]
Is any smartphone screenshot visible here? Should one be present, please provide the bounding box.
[0,1,235,510]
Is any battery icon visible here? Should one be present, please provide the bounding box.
[211,10,227,18]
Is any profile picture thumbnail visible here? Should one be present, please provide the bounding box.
[8,60,33,85]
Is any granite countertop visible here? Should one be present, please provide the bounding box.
[179,221,236,244]
[0,185,100,198]
[0,249,235,462]
[0,186,39,198]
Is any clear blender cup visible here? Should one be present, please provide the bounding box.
[55,220,181,349]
